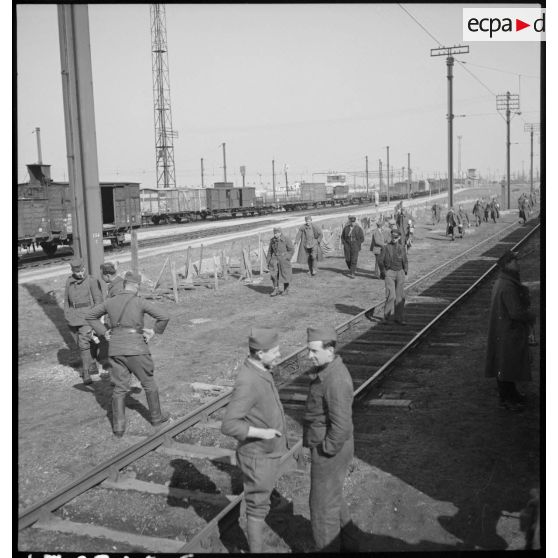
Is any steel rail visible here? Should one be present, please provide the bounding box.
[353,223,540,397]
[180,221,541,552]
[18,219,538,545]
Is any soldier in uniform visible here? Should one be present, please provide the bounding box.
[457,204,470,237]
[221,328,288,553]
[378,229,408,325]
[100,262,125,298]
[295,215,323,276]
[85,271,170,437]
[266,227,294,296]
[472,200,483,227]
[341,215,365,278]
[369,220,386,279]
[64,258,104,385]
[303,326,356,552]
[446,207,459,241]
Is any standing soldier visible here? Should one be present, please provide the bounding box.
[446,207,459,241]
[295,215,323,276]
[485,250,536,411]
[85,272,171,438]
[221,328,288,553]
[369,220,386,279]
[472,200,483,227]
[303,326,356,552]
[266,227,294,296]
[100,262,125,298]
[519,195,528,224]
[341,215,365,278]
[378,229,408,325]
[64,258,104,385]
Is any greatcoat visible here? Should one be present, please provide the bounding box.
[295,223,324,264]
[266,234,294,283]
[484,270,535,382]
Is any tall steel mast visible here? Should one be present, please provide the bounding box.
[150,4,177,189]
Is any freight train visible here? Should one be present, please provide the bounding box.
[18,164,141,257]
[18,166,445,257]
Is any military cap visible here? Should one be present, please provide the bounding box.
[305,215,312,222]
[124,271,142,284]
[70,257,84,270]
[307,326,337,344]
[348,215,356,221]
[273,227,282,233]
[390,229,401,238]
[249,327,279,351]
[497,249,519,268]
[100,262,117,275]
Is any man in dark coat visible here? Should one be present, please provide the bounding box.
[457,204,469,237]
[369,220,386,279]
[446,207,459,241]
[341,215,365,278]
[303,325,357,552]
[266,227,294,296]
[64,258,104,385]
[378,229,408,325]
[295,215,323,276]
[221,328,288,553]
[85,272,171,437]
[472,200,483,227]
[485,250,536,411]
[431,203,441,224]
[100,262,125,298]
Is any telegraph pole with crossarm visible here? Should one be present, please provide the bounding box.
[524,123,539,196]
[431,45,469,209]
[496,92,520,209]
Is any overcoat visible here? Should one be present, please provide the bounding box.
[341,223,364,250]
[64,274,104,327]
[266,234,294,283]
[295,223,324,264]
[484,270,534,381]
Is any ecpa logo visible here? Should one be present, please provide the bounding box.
[463,8,545,42]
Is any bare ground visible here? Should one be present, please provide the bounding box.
[17,191,540,552]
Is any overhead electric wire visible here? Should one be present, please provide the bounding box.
[457,61,539,79]
[397,4,443,47]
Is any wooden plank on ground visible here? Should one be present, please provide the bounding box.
[33,514,185,554]
[156,442,236,464]
[101,477,235,506]
[366,399,412,408]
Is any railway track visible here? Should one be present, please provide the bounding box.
[18,218,540,553]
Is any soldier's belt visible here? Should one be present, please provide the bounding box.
[113,327,143,334]
[72,302,91,309]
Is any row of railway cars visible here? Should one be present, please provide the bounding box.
[18,165,443,257]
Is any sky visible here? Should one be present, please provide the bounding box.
[16,3,542,189]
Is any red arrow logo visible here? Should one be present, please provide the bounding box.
[516,19,530,31]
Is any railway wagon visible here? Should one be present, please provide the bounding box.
[18,163,141,256]
[140,187,206,224]
[204,185,273,218]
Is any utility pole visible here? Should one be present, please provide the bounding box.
[496,91,520,209]
[150,4,177,189]
[431,44,469,208]
[240,165,246,188]
[386,146,390,203]
[221,142,227,183]
[365,155,369,196]
[33,127,43,164]
[378,159,383,194]
[457,135,462,187]
[524,123,540,195]
[272,159,276,203]
[284,164,289,196]
[407,153,411,200]
[58,4,103,274]
[200,157,204,188]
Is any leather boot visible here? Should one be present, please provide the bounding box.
[81,368,93,386]
[112,396,126,437]
[246,516,265,553]
[145,390,170,426]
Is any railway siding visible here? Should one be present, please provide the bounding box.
[19,216,540,552]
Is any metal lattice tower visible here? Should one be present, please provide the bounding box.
[150,4,177,189]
